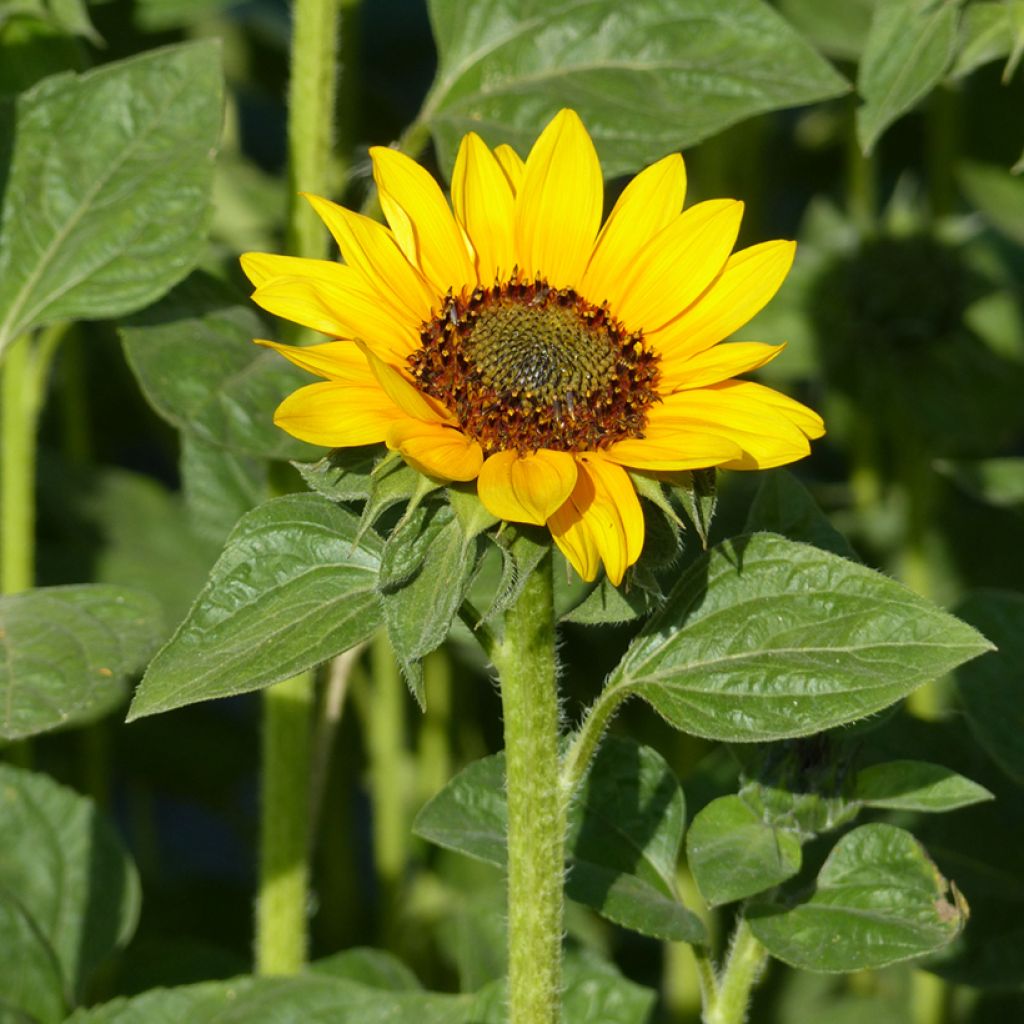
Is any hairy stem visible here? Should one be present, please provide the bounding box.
[494,554,564,1024]
[703,919,768,1024]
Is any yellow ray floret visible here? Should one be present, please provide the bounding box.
[242,108,824,586]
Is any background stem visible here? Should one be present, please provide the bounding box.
[257,671,314,974]
[495,554,564,1024]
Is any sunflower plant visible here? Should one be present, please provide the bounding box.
[1,1,1020,1023]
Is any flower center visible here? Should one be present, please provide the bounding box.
[409,277,660,455]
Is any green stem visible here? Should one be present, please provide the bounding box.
[257,671,314,975]
[560,678,633,803]
[2,334,38,596]
[846,103,876,234]
[363,631,409,938]
[703,920,768,1024]
[417,648,452,803]
[286,0,341,262]
[493,554,564,1024]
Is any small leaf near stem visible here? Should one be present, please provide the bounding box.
[493,553,565,1024]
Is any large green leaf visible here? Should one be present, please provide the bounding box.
[128,495,382,720]
[856,0,962,154]
[748,824,967,971]
[957,162,1024,244]
[120,274,313,462]
[0,585,162,741]
[415,739,704,941]
[607,533,991,742]
[954,590,1024,782]
[950,1,1024,80]
[853,760,993,812]
[0,893,66,1024]
[777,0,877,60]
[0,764,140,1007]
[422,0,848,178]
[0,42,222,353]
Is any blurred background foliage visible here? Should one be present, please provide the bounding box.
[2,0,1024,1021]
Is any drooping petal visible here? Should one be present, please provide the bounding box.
[451,133,518,284]
[547,456,644,586]
[658,342,786,393]
[582,153,687,306]
[303,193,438,323]
[650,240,796,360]
[476,449,577,525]
[254,337,376,383]
[357,342,453,424]
[371,146,476,295]
[274,381,402,446]
[250,273,419,361]
[515,109,603,288]
[613,199,743,334]
[494,144,525,194]
[386,420,483,481]
[602,428,743,471]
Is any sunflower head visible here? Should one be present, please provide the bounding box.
[241,109,823,585]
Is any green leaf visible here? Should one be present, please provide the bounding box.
[294,447,378,504]
[856,0,962,155]
[957,162,1024,244]
[380,503,481,704]
[480,524,549,624]
[66,975,481,1024]
[128,495,382,720]
[744,469,857,560]
[120,274,313,462]
[777,0,877,60]
[853,760,993,812]
[415,739,704,941]
[609,533,992,742]
[310,949,421,991]
[423,0,848,179]
[686,794,803,907]
[0,585,162,741]
[560,576,657,625]
[954,590,1024,782]
[359,456,442,534]
[0,42,222,353]
[0,893,66,1024]
[0,764,141,1005]
[950,1,1024,79]
[668,469,717,549]
[446,485,500,540]
[748,823,968,971]
[180,435,269,545]
[470,950,656,1024]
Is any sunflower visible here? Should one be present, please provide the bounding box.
[241,109,823,585]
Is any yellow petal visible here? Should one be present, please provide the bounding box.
[476,449,578,526]
[250,273,419,361]
[386,420,483,481]
[658,342,786,393]
[254,337,377,383]
[515,109,603,288]
[651,240,796,361]
[303,193,438,323]
[451,133,517,284]
[602,429,743,471]
[547,456,643,586]
[357,341,453,424]
[371,146,476,294]
[494,144,525,194]
[240,252,346,289]
[582,153,687,306]
[274,381,401,447]
[653,381,822,470]
[613,199,743,334]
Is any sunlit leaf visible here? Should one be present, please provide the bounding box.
[0,42,222,353]
[749,824,967,971]
[609,533,991,742]
[423,0,848,178]
[128,495,382,719]
[853,760,993,812]
[0,585,162,741]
